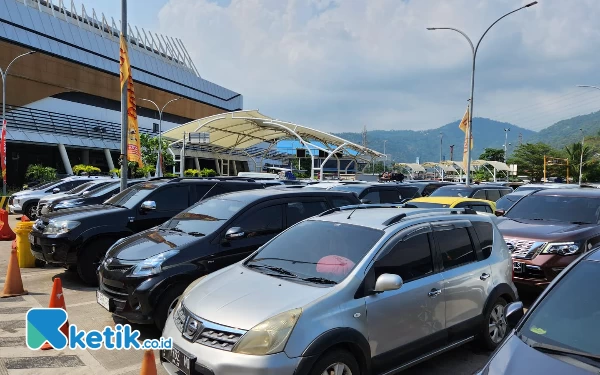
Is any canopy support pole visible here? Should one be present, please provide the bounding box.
[318,143,347,181]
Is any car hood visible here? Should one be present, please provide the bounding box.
[481,335,595,375]
[496,218,596,241]
[42,204,125,221]
[183,264,333,330]
[109,228,200,261]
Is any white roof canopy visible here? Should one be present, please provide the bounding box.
[162,110,384,160]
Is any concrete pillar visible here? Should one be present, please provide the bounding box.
[104,149,115,171]
[194,157,201,170]
[214,159,222,175]
[232,160,238,175]
[82,149,90,165]
[58,144,73,175]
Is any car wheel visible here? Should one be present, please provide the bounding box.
[23,202,38,220]
[480,297,508,350]
[77,238,117,286]
[154,284,188,331]
[309,349,360,375]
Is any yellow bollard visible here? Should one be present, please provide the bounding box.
[15,220,36,268]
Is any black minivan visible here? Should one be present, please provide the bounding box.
[97,189,361,329]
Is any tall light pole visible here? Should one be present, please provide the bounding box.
[579,128,584,186]
[504,128,510,162]
[439,132,444,180]
[139,97,181,177]
[383,140,387,172]
[427,1,538,186]
[119,0,128,192]
[1,51,36,195]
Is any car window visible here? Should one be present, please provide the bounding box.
[430,186,473,197]
[471,204,491,213]
[162,197,246,235]
[501,189,512,196]
[380,189,402,203]
[519,261,600,356]
[374,233,434,282]
[286,201,329,227]
[331,197,355,208]
[68,181,95,194]
[233,205,283,234]
[362,190,380,203]
[472,190,486,199]
[495,193,526,211]
[147,185,190,211]
[434,227,477,269]
[397,187,419,200]
[245,220,383,284]
[472,221,493,259]
[104,183,161,208]
[486,189,501,201]
[50,180,88,192]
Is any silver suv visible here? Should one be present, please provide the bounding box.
[161,206,518,375]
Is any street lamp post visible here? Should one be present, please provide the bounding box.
[439,132,444,180]
[579,128,584,186]
[383,140,387,172]
[504,128,510,162]
[139,97,181,177]
[427,1,538,186]
[0,50,36,195]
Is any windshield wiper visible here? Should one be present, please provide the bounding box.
[246,263,297,277]
[570,221,592,225]
[300,276,338,285]
[104,202,126,208]
[532,344,600,368]
[166,227,185,233]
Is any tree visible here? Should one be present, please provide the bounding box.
[140,134,175,170]
[565,142,593,182]
[507,142,561,182]
[26,164,57,183]
[479,148,505,162]
[363,161,385,174]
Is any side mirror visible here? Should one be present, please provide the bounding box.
[360,199,372,204]
[494,209,505,217]
[373,274,403,293]
[505,301,524,329]
[140,201,156,212]
[52,188,60,194]
[225,227,246,241]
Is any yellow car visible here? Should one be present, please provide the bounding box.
[406,196,496,214]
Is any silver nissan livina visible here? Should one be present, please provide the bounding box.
[161,205,518,375]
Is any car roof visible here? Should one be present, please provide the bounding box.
[531,188,600,197]
[208,187,356,204]
[409,197,492,205]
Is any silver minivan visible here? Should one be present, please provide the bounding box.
[161,206,518,375]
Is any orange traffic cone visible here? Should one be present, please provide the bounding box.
[41,278,69,350]
[20,215,30,222]
[0,209,16,241]
[140,350,158,375]
[0,244,27,297]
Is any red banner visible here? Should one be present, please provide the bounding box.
[1,119,6,185]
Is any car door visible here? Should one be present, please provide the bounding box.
[366,225,446,365]
[431,221,492,340]
[212,203,285,271]
[132,185,191,231]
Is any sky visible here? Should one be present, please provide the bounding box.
[80,0,600,134]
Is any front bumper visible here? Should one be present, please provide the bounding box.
[29,231,77,265]
[8,203,22,214]
[512,254,573,288]
[161,316,301,375]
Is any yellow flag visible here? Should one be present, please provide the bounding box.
[120,35,143,168]
[459,106,473,171]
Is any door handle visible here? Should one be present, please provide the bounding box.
[428,288,442,298]
[480,273,491,280]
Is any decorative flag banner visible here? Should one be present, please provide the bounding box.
[119,35,143,168]
[458,106,473,172]
[1,119,6,185]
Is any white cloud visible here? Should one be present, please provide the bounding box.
[155,0,600,132]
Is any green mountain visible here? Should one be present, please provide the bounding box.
[530,110,600,148]
[335,118,536,163]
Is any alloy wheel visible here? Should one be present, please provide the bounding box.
[489,304,507,344]
[321,362,352,375]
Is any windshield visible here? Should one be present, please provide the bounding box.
[68,181,95,194]
[505,195,600,223]
[33,181,58,190]
[429,186,473,197]
[245,220,383,284]
[329,185,365,194]
[519,261,600,360]
[161,198,245,235]
[103,183,160,208]
[87,182,119,197]
[407,201,450,208]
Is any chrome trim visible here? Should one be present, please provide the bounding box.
[182,304,247,336]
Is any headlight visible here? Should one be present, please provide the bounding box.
[43,220,80,235]
[232,308,302,355]
[130,250,179,277]
[541,242,580,256]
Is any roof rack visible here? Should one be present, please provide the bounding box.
[317,204,481,224]
[317,203,405,217]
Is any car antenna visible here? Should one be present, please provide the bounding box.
[347,207,358,219]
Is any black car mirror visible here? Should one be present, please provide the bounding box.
[505,301,524,329]
[225,227,246,241]
[52,188,60,194]
[140,201,156,212]
[494,209,505,217]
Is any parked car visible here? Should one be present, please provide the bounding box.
[37,179,116,216]
[495,189,600,290]
[515,183,595,192]
[45,180,144,214]
[406,181,455,197]
[329,182,420,203]
[97,189,361,329]
[29,178,265,285]
[476,246,600,375]
[9,176,112,219]
[161,206,517,375]
[429,184,512,201]
[407,196,496,214]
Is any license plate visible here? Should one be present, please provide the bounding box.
[162,345,196,375]
[96,290,111,311]
[513,262,525,274]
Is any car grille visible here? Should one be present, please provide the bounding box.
[100,283,128,300]
[175,305,246,352]
[505,238,546,259]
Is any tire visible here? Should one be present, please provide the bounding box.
[23,202,38,220]
[77,238,118,286]
[309,349,360,375]
[479,297,508,350]
[154,284,188,331]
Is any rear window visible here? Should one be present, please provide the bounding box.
[430,186,473,198]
